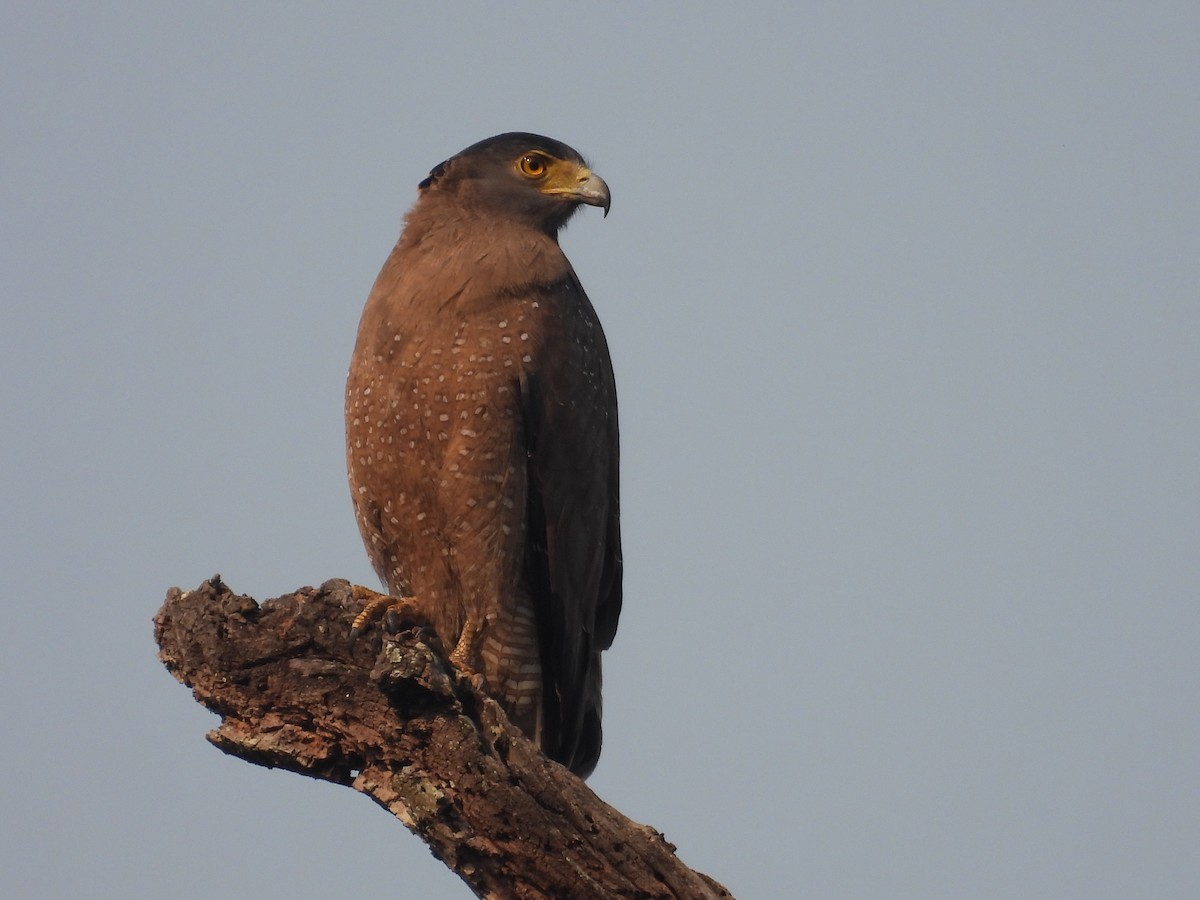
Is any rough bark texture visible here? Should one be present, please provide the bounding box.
[154,577,732,899]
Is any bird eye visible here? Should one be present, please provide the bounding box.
[519,154,548,178]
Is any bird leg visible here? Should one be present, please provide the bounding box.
[347,584,422,642]
[449,614,480,672]
[449,613,487,692]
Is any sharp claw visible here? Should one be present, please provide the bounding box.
[348,586,421,645]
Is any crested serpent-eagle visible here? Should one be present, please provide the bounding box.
[345,133,622,778]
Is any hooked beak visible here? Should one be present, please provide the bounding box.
[545,166,611,217]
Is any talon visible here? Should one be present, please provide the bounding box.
[383,606,407,633]
[465,672,486,692]
[348,585,418,643]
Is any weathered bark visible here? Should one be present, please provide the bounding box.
[154,577,732,899]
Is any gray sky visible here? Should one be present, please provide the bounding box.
[4,4,1198,898]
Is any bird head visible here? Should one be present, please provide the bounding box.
[418,133,610,233]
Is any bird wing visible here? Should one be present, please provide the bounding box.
[520,272,622,777]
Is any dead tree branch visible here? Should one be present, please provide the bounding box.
[154,577,732,899]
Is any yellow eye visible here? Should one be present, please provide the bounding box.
[519,154,548,178]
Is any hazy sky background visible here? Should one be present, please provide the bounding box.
[3,4,1198,898]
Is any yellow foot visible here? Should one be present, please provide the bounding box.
[448,612,483,675]
[347,585,421,643]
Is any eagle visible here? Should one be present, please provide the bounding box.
[345,133,622,778]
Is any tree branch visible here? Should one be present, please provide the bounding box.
[154,577,732,899]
